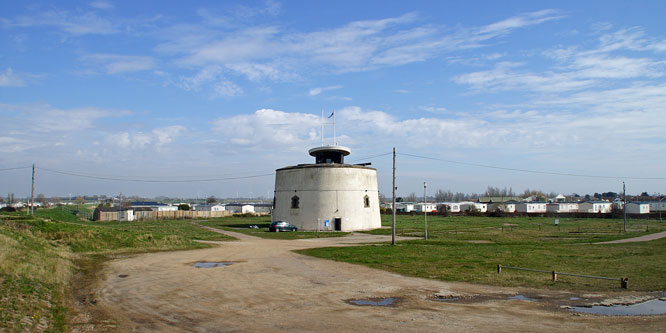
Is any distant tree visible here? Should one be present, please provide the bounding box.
[51,196,61,205]
[207,196,218,204]
[36,193,47,205]
[405,192,417,202]
[75,196,85,205]
[178,204,190,211]
[396,197,403,202]
[593,193,602,199]
[378,192,387,203]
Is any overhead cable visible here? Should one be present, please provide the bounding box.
[36,167,275,183]
[397,152,666,180]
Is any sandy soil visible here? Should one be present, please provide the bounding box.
[79,228,664,332]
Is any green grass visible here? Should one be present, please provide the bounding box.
[198,215,350,239]
[1,208,235,331]
[299,214,666,291]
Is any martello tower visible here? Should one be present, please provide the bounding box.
[272,145,381,231]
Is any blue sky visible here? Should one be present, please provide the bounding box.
[1,0,665,198]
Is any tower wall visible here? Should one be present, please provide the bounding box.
[272,164,381,231]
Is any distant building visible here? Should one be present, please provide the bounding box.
[129,201,177,212]
[437,202,461,213]
[93,206,134,221]
[515,202,547,213]
[478,196,521,203]
[395,202,416,213]
[626,202,650,214]
[578,201,612,213]
[488,201,517,213]
[253,203,273,214]
[225,203,255,214]
[546,202,579,213]
[647,201,666,212]
[194,203,226,212]
[461,202,488,213]
[413,203,437,213]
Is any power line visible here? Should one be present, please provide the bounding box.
[397,152,666,180]
[0,166,32,172]
[36,167,275,183]
[347,152,393,163]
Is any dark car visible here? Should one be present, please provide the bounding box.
[269,221,298,232]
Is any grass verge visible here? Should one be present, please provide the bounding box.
[1,208,234,331]
[299,215,666,291]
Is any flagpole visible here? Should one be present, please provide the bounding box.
[321,109,324,146]
[333,109,336,145]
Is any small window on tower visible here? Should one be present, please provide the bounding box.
[291,195,300,209]
[363,195,370,208]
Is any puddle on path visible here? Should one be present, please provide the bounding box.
[118,274,128,278]
[432,296,460,302]
[508,294,539,302]
[347,297,400,307]
[570,299,666,316]
[194,262,234,268]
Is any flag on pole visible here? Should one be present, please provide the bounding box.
[328,111,334,118]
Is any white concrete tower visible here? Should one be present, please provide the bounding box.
[272,146,381,231]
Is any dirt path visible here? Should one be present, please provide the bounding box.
[596,230,666,244]
[92,228,665,332]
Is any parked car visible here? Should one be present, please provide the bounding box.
[269,221,298,232]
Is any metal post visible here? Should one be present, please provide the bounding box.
[424,181,428,240]
[118,193,122,224]
[552,271,557,281]
[392,147,396,246]
[623,182,627,232]
[497,264,502,273]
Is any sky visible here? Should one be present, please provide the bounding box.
[1,0,666,199]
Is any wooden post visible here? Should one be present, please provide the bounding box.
[621,278,628,289]
[552,271,557,281]
[497,264,502,273]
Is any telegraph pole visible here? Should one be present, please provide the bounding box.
[623,182,627,232]
[424,181,428,240]
[392,147,396,246]
[118,193,122,224]
[30,163,35,215]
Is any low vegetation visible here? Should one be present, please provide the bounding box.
[199,215,350,239]
[0,208,233,331]
[300,215,666,291]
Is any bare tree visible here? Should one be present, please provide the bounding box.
[406,192,417,202]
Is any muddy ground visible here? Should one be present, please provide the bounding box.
[70,228,665,332]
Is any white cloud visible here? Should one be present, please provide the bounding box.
[308,85,343,96]
[159,9,562,89]
[477,9,563,37]
[177,66,243,97]
[5,10,117,35]
[89,1,114,10]
[82,54,155,74]
[211,109,319,148]
[105,125,186,149]
[0,68,25,87]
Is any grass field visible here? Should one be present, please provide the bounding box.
[199,215,350,239]
[0,208,233,331]
[299,214,666,291]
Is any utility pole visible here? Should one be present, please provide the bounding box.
[30,163,35,215]
[392,147,396,246]
[623,182,627,232]
[424,181,428,240]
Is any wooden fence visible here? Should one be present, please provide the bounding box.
[95,210,231,221]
